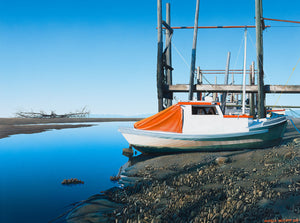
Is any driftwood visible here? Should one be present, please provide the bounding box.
[16,107,90,119]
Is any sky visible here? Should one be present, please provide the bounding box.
[0,0,299,117]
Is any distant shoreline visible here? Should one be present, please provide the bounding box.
[0,117,143,125]
[0,117,143,140]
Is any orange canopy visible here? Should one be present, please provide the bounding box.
[134,104,182,133]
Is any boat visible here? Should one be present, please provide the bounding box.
[266,108,286,117]
[119,101,287,154]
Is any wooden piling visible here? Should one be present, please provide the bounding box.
[166,3,173,107]
[242,28,248,114]
[249,62,256,117]
[188,0,200,101]
[255,0,266,118]
[213,76,217,101]
[196,66,202,100]
[221,52,231,113]
[157,0,164,112]
[231,71,235,103]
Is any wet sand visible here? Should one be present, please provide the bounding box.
[64,118,300,223]
[0,117,142,139]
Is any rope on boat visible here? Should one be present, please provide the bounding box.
[288,118,300,134]
[289,108,300,118]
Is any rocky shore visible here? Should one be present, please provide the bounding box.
[65,119,300,223]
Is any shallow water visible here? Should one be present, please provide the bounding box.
[0,122,133,223]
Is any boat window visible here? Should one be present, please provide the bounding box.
[192,106,217,115]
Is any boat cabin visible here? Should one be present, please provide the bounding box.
[179,102,252,134]
[134,101,253,134]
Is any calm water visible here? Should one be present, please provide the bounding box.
[0,122,133,223]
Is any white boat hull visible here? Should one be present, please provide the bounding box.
[119,116,287,154]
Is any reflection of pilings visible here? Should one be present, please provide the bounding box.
[165,3,173,107]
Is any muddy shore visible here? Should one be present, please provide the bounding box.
[65,119,300,223]
[0,117,142,139]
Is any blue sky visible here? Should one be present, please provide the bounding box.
[0,0,299,117]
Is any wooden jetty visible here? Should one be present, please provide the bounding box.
[156,0,300,118]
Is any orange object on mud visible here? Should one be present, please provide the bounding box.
[134,104,183,133]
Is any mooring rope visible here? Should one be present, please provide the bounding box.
[274,57,300,106]
[288,118,300,134]
[289,108,300,118]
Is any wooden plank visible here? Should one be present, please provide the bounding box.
[265,85,300,93]
[168,84,300,93]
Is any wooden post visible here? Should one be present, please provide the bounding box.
[157,0,164,111]
[213,76,217,101]
[231,71,235,103]
[242,28,247,114]
[221,52,231,113]
[196,66,202,100]
[166,3,172,107]
[250,62,255,117]
[255,0,265,118]
[188,0,200,101]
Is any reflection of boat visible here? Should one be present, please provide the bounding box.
[119,101,287,154]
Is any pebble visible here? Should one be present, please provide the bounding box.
[215,157,228,165]
[293,138,300,144]
[284,151,293,160]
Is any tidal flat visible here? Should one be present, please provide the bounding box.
[0,117,142,139]
[65,119,300,223]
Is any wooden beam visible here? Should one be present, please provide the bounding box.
[226,104,300,109]
[265,85,300,93]
[168,84,300,93]
[163,25,271,29]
